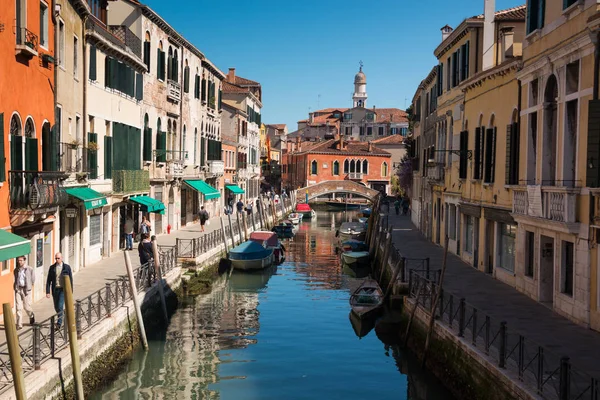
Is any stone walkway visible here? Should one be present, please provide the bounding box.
[388,211,600,380]
[0,215,227,343]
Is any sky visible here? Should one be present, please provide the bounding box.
[143,0,525,132]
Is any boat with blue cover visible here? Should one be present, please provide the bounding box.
[341,239,369,252]
[228,240,274,271]
[360,207,372,217]
[341,250,370,267]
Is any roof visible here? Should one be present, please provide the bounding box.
[267,124,287,130]
[313,108,348,114]
[372,135,405,145]
[299,139,391,157]
[473,5,526,21]
[222,81,249,94]
[230,75,260,86]
[373,108,408,124]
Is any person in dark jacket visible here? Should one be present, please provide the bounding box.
[45,253,73,329]
[138,233,154,266]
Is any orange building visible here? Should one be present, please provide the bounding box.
[0,0,58,308]
[284,137,392,195]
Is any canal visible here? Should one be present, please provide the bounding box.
[91,211,454,399]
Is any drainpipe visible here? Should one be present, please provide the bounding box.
[594,32,600,100]
[81,13,89,270]
[52,0,58,141]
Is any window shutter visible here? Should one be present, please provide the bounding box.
[0,114,4,182]
[104,56,111,88]
[173,58,178,82]
[25,138,38,172]
[88,132,98,179]
[158,50,165,81]
[133,127,141,170]
[89,45,97,81]
[526,0,533,33]
[200,137,205,166]
[538,0,545,31]
[459,130,468,179]
[135,72,143,101]
[484,128,495,183]
[104,135,112,179]
[143,41,150,72]
[474,127,481,179]
[505,124,512,185]
[588,100,600,187]
[184,67,189,93]
[219,89,222,110]
[167,54,172,80]
[465,41,470,79]
[201,79,207,101]
[491,127,497,182]
[446,57,451,91]
[143,127,152,161]
[11,135,23,171]
[111,59,120,91]
[194,75,199,98]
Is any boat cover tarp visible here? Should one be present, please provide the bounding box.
[229,241,272,261]
[296,203,311,212]
[340,222,367,233]
[250,231,279,247]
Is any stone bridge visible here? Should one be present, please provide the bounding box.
[299,180,380,202]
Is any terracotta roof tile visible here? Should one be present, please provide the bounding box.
[231,75,260,86]
[223,81,249,94]
[300,139,390,156]
[373,108,408,123]
[372,135,405,145]
[267,124,287,130]
[473,5,526,21]
[313,108,349,114]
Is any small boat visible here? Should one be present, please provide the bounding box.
[350,279,384,319]
[288,213,302,224]
[336,222,367,242]
[341,239,369,252]
[295,203,316,219]
[358,217,368,224]
[342,263,371,279]
[250,231,285,264]
[341,250,370,267]
[228,241,274,271]
[360,207,372,217]
[325,200,362,210]
[349,310,377,339]
[272,222,295,238]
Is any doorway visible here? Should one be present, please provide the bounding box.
[539,235,555,305]
[473,217,480,270]
[168,186,175,231]
[485,220,494,274]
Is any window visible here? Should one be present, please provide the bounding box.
[363,160,368,174]
[40,2,48,47]
[381,162,388,177]
[526,0,545,34]
[563,0,577,8]
[460,41,470,81]
[506,122,519,185]
[194,128,198,164]
[1,261,8,273]
[89,214,101,246]
[143,32,151,72]
[459,130,468,179]
[464,215,473,253]
[16,0,26,44]
[561,241,574,296]
[378,127,384,136]
[525,231,534,277]
[104,57,137,98]
[344,159,349,173]
[183,63,190,93]
[474,127,483,179]
[498,223,516,273]
[484,128,496,183]
[367,127,372,135]
[344,113,352,120]
[311,160,317,175]
[333,160,339,175]
[359,127,364,136]
[345,126,351,135]
[350,160,355,173]
[73,36,78,78]
[58,20,65,67]
[89,45,97,81]
[449,204,456,240]
[366,113,374,121]
[157,42,165,81]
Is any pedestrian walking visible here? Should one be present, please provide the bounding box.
[138,234,154,266]
[236,199,244,214]
[402,196,410,216]
[246,201,253,215]
[124,217,134,250]
[199,206,209,232]
[394,198,401,215]
[45,253,73,329]
[13,256,35,330]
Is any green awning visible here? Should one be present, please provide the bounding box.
[225,185,245,195]
[65,187,108,210]
[129,196,166,214]
[0,230,30,262]
[184,180,221,200]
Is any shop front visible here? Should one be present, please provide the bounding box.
[183,180,220,219]
[0,230,31,307]
[225,184,245,213]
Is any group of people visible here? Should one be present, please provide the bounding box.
[123,215,152,250]
[394,196,410,216]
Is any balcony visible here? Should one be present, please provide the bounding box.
[206,160,224,177]
[348,172,363,180]
[9,171,68,212]
[512,187,578,223]
[426,163,445,182]
[15,27,38,58]
[60,142,84,173]
[108,25,142,57]
[167,79,181,102]
[166,162,184,178]
[112,170,150,194]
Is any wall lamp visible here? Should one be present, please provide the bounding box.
[428,149,473,164]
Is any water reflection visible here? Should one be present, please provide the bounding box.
[92,211,453,400]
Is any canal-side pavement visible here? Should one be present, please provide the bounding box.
[388,211,600,380]
[0,215,225,344]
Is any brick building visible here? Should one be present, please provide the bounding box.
[284,137,392,195]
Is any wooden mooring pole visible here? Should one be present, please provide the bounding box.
[123,251,149,351]
[63,277,85,399]
[242,212,249,241]
[3,303,26,400]
[379,231,393,283]
[220,216,229,253]
[227,213,235,246]
[152,240,169,324]
[421,235,450,368]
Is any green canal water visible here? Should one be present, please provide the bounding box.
[91,211,454,400]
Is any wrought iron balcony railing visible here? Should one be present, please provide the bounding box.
[15,27,38,57]
[9,171,68,211]
[153,149,188,164]
[60,142,84,173]
[347,172,363,180]
[112,170,150,194]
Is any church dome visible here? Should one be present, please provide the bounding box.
[354,70,366,84]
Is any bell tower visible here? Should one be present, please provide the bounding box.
[353,61,368,108]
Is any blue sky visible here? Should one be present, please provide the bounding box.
[144,0,524,131]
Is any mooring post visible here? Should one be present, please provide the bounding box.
[499,321,507,368]
[63,278,85,400]
[559,357,571,400]
[379,231,393,283]
[3,303,26,399]
[227,213,235,246]
[152,240,169,324]
[220,217,229,253]
[251,210,257,232]
[124,251,149,351]
[242,211,249,241]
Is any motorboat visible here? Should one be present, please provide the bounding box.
[228,240,274,271]
[288,213,302,224]
[341,239,369,252]
[295,203,316,219]
[336,222,367,242]
[325,200,362,210]
[250,231,285,264]
[341,251,370,267]
[272,221,295,238]
[349,278,384,319]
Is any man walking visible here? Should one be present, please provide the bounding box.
[124,216,134,250]
[199,206,209,232]
[14,256,35,330]
[236,199,244,214]
[45,253,73,329]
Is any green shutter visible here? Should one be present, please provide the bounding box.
[88,132,98,179]
[132,127,141,170]
[505,124,512,185]
[135,72,143,101]
[11,135,23,171]
[201,78,207,101]
[111,59,119,91]
[588,100,600,187]
[156,48,161,79]
[25,138,38,171]
[0,113,4,181]
[89,45,97,81]
[105,56,112,88]
[167,54,172,80]
[538,0,545,31]
[104,136,113,179]
[184,67,189,93]
[459,130,468,179]
[474,127,481,179]
[143,127,152,161]
[156,131,167,163]
[218,89,222,110]
[465,40,470,78]
[200,137,205,166]
[143,41,151,72]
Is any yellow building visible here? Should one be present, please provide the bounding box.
[513,1,600,330]
[260,123,268,161]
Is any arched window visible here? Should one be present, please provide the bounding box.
[344,159,349,173]
[194,128,198,164]
[333,160,340,176]
[382,162,388,177]
[10,114,22,136]
[173,49,179,81]
[24,117,35,138]
[167,47,173,80]
[144,114,149,128]
[350,160,355,173]
[156,118,165,162]
[183,59,190,93]
[171,121,178,158]
[143,31,151,72]
[311,160,318,175]
[182,125,187,160]
[363,160,368,174]
[356,159,362,173]
[157,41,164,81]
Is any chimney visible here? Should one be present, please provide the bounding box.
[482,0,496,71]
[339,136,344,150]
[441,25,453,42]
[500,26,515,62]
[227,68,236,82]
[367,141,372,152]
[296,136,301,152]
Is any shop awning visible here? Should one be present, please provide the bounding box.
[129,196,166,214]
[184,180,221,200]
[225,185,245,195]
[65,187,108,210]
[0,230,30,262]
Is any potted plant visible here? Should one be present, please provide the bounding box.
[87,142,99,151]
[70,139,82,149]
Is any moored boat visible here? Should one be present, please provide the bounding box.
[295,203,316,219]
[229,241,274,271]
[250,231,285,264]
[341,239,369,252]
[336,221,367,242]
[272,221,295,238]
[349,310,377,339]
[360,207,372,217]
[341,250,370,267]
[288,212,302,224]
[349,278,384,319]
[325,200,362,210]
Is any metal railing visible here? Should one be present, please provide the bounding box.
[176,229,225,259]
[16,27,38,52]
[0,246,177,394]
[408,271,599,400]
[60,142,84,173]
[9,170,69,210]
